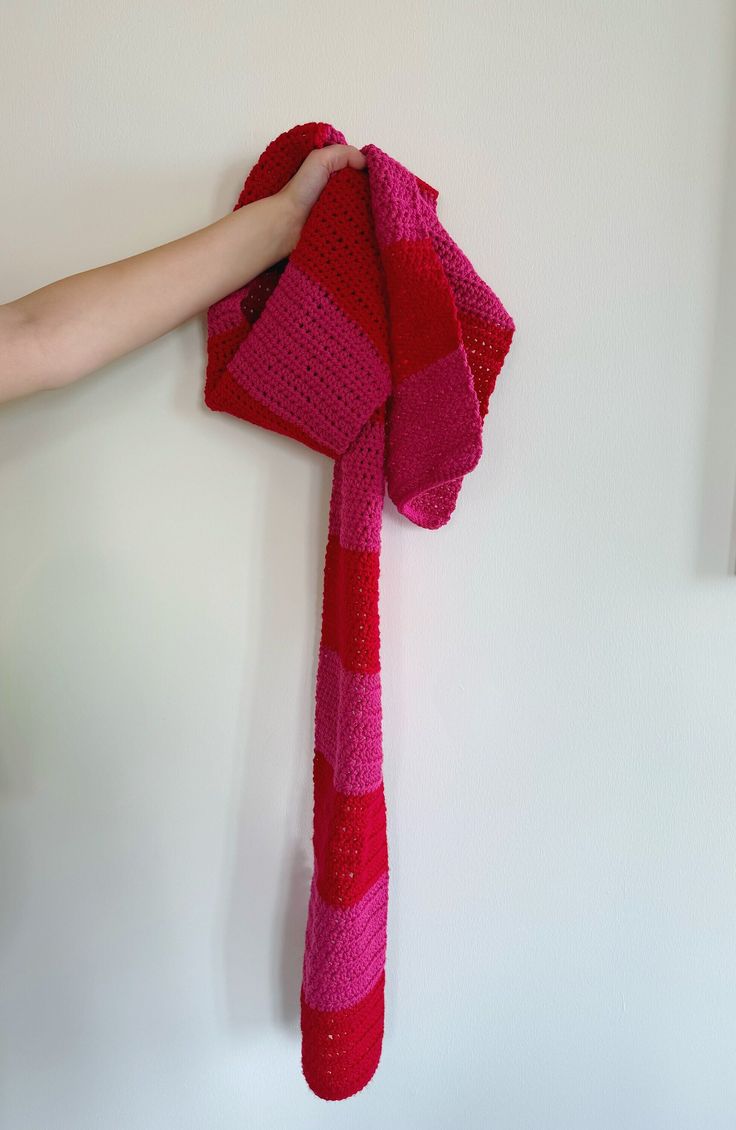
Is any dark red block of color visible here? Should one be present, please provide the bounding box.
[321,536,381,675]
[381,237,462,382]
[458,308,517,419]
[312,749,388,909]
[301,970,385,1101]
[290,168,391,366]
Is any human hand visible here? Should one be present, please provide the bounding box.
[276,144,367,253]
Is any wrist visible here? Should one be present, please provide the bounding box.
[271,190,306,259]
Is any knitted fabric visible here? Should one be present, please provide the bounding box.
[204,122,515,1101]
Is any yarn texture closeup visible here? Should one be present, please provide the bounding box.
[204,122,515,1101]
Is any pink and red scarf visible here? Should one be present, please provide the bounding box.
[204,122,514,1100]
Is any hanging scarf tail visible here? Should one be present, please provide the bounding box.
[301,415,389,1100]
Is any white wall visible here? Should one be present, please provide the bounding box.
[1,3,735,1128]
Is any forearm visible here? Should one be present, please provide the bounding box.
[0,191,301,403]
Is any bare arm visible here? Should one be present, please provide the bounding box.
[0,143,366,405]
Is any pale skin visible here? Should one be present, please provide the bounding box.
[0,144,367,406]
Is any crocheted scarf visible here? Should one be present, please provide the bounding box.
[204,122,515,1101]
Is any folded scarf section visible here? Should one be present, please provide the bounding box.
[204,122,515,1101]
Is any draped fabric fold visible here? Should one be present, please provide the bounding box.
[204,122,515,1100]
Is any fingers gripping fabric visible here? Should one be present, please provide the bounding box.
[204,122,515,1100]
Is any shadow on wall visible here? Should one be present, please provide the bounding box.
[211,401,333,1040]
[697,24,736,577]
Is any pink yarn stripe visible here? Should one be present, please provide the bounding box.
[386,345,482,528]
[314,645,383,796]
[301,871,389,1012]
[227,263,390,456]
[328,418,386,553]
[363,143,435,248]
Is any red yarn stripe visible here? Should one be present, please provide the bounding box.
[312,748,388,909]
[300,970,385,1102]
[320,535,381,675]
[457,310,516,419]
[290,170,391,366]
[381,238,462,382]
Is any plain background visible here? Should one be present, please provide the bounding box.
[1,3,736,1128]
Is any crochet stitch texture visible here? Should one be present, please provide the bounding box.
[204,122,515,1101]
